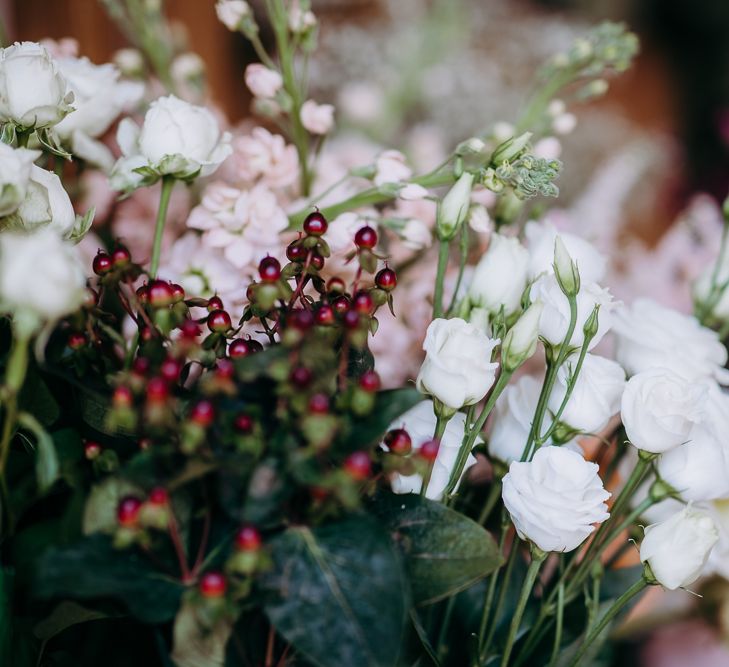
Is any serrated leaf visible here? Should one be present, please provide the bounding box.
[369,493,503,605]
[262,515,408,667]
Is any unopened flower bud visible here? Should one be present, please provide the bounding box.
[501,302,543,372]
[491,131,532,165]
[582,305,600,341]
[436,172,474,241]
[455,137,486,156]
[553,236,580,297]
[215,0,251,31]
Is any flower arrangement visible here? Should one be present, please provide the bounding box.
[0,2,728,666]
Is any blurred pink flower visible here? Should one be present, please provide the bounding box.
[225,127,299,190]
[300,100,335,135]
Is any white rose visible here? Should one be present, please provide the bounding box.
[524,220,606,283]
[613,298,728,383]
[640,507,718,590]
[215,0,251,31]
[488,374,541,464]
[502,446,610,552]
[621,369,706,454]
[111,95,232,188]
[0,42,73,129]
[416,317,499,411]
[530,273,613,350]
[549,353,625,434]
[382,400,475,501]
[0,143,40,216]
[244,64,283,99]
[300,99,335,135]
[15,165,76,238]
[468,233,529,315]
[0,229,86,330]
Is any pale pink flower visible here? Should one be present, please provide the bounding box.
[300,100,335,135]
[244,64,283,99]
[337,81,384,125]
[399,183,428,200]
[374,150,412,187]
[227,127,299,190]
[400,218,432,250]
[533,137,562,160]
[40,38,79,58]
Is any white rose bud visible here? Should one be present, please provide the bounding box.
[613,298,728,383]
[502,446,610,552]
[0,42,73,130]
[383,400,476,501]
[244,64,283,99]
[300,99,335,135]
[468,233,529,315]
[416,317,499,412]
[0,229,86,333]
[553,235,580,296]
[215,0,251,31]
[621,369,706,454]
[640,507,718,590]
[548,353,625,434]
[530,274,613,350]
[14,165,76,238]
[436,172,474,241]
[502,302,543,372]
[0,143,40,216]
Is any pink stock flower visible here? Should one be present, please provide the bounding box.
[300,100,335,135]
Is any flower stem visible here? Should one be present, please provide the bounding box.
[149,176,174,278]
[420,414,449,497]
[446,224,470,316]
[500,546,547,667]
[568,577,648,667]
[432,239,450,319]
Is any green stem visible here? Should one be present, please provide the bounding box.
[420,414,449,497]
[500,547,547,667]
[436,596,457,661]
[149,176,174,278]
[478,480,503,525]
[547,583,565,667]
[446,224,470,316]
[568,578,648,667]
[432,239,450,319]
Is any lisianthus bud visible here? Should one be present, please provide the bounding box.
[215,0,251,31]
[436,172,474,241]
[553,236,580,296]
[455,137,486,156]
[501,302,543,372]
[491,131,532,165]
[640,507,718,590]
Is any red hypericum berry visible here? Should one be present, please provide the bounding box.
[315,303,335,326]
[180,319,201,340]
[234,525,262,552]
[199,572,227,598]
[170,283,185,302]
[342,309,361,329]
[148,487,169,506]
[247,339,264,353]
[359,370,381,392]
[113,385,133,407]
[258,256,281,282]
[419,438,440,462]
[375,267,397,291]
[216,358,235,380]
[84,287,99,308]
[93,251,112,275]
[190,400,215,427]
[146,376,169,403]
[286,242,306,262]
[303,210,328,236]
[84,440,102,460]
[246,283,256,302]
[288,309,314,331]
[148,280,175,307]
[343,451,371,481]
[140,326,153,342]
[207,309,232,333]
[326,277,346,294]
[310,253,325,270]
[352,291,374,314]
[290,366,313,388]
[68,332,86,350]
[309,393,330,414]
[384,428,412,455]
[332,295,349,314]
[132,356,151,376]
[354,226,377,249]
[207,295,224,311]
[139,438,152,451]
[117,496,142,527]
[136,284,149,304]
[229,338,255,358]
[160,358,182,383]
[233,414,253,434]
[111,246,131,266]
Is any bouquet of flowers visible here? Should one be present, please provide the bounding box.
[1,2,728,666]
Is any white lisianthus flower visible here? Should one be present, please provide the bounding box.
[215,0,251,31]
[244,64,283,99]
[488,375,541,464]
[468,233,529,315]
[0,229,86,333]
[0,42,74,130]
[530,274,614,350]
[14,165,76,238]
[640,507,718,590]
[502,446,610,552]
[111,95,232,190]
[524,220,606,284]
[54,56,143,170]
[548,353,625,434]
[621,369,706,454]
[416,318,499,411]
[0,143,40,216]
[300,100,335,135]
[468,204,492,234]
[382,400,475,501]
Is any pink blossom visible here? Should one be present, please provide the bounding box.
[226,127,299,190]
[374,150,412,187]
[300,100,335,135]
[244,64,283,99]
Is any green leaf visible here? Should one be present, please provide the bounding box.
[262,515,408,667]
[0,569,11,665]
[17,412,59,493]
[33,601,111,642]
[369,493,503,605]
[34,535,185,623]
[18,368,59,426]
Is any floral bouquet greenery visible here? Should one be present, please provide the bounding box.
[0,2,728,666]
